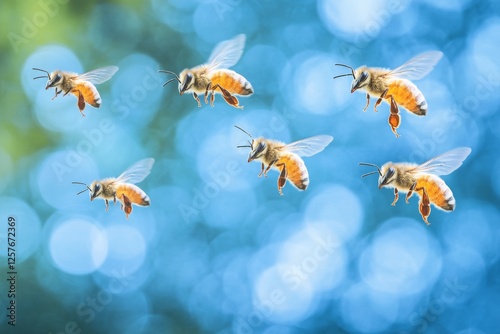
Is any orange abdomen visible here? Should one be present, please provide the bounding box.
[116,184,150,207]
[277,154,309,190]
[387,79,427,115]
[416,175,454,211]
[72,82,101,107]
[210,69,253,96]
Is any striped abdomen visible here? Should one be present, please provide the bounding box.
[387,79,427,115]
[416,175,455,211]
[210,69,253,96]
[116,183,150,207]
[277,154,309,190]
[72,81,101,108]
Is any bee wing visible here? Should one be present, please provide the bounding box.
[77,66,119,85]
[115,158,155,184]
[386,51,443,81]
[410,147,471,176]
[282,135,333,157]
[206,34,246,73]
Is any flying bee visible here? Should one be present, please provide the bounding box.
[235,126,333,195]
[359,147,471,225]
[159,34,253,109]
[33,66,119,117]
[72,158,154,219]
[334,51,443,137]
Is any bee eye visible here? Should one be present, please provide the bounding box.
[359,71,369,82]
[180,73,193,92]
[185,73,193,86]
[54,74,61,82]
[255,142,266,155]
[248,141,266,160]
[93,184,101,194]
[386,167,395,179]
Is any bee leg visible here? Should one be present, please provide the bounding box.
[276,163,287,196]
[209,90,215,106]
[388,96,400,137]
[258,163,265,177]
[52,88,62,100]
[122,195,133,219]
[204,83,212,105]
[105,199,109,211]
[263,159,277,177]
[363,93,370,111]
[212,84,243,109]
[416,187,431,225]
[391,188,399,206]
[192,93,201,107]
[75,91,86,117]
[406,182,417,204]
[209,84,219,107]
[374,89,388,112]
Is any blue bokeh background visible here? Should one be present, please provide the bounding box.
[1,0,500,333]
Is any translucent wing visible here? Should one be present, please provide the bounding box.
[386,51,443,81]
[116,158,155,184]
[77,66,119,85]
[206,34,246,73]
[282,135,333,157]
[410,147,471,176]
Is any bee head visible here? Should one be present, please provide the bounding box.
[178,70,194,95]
[359,162,398,189]
[333,64,370,93]
[33,67,60,89]
[248,140,267,162]
[235,125,267,162]
[72,180,104,201]
[89,181,103,201]
[351,66,370,93]
[378,164,397,189]
[46,71,63,89]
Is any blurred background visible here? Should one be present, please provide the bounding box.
[1,0,500,333]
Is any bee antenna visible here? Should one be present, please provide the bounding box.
[237,140,252,149]
[158,70,181,86]
[72,181,91,195]
[358,162,382,177]
[360,170,380,178]
[334,63,356,79]
[32,67,51,80]
[161,78,180,87]
[234,125,253,139]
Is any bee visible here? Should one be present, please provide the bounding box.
[159,34,253,109]
[33,66,119,117]
[235,126,333,195]
[72,158,154,219]
[359,147,471,225]
[334,51,443,137]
